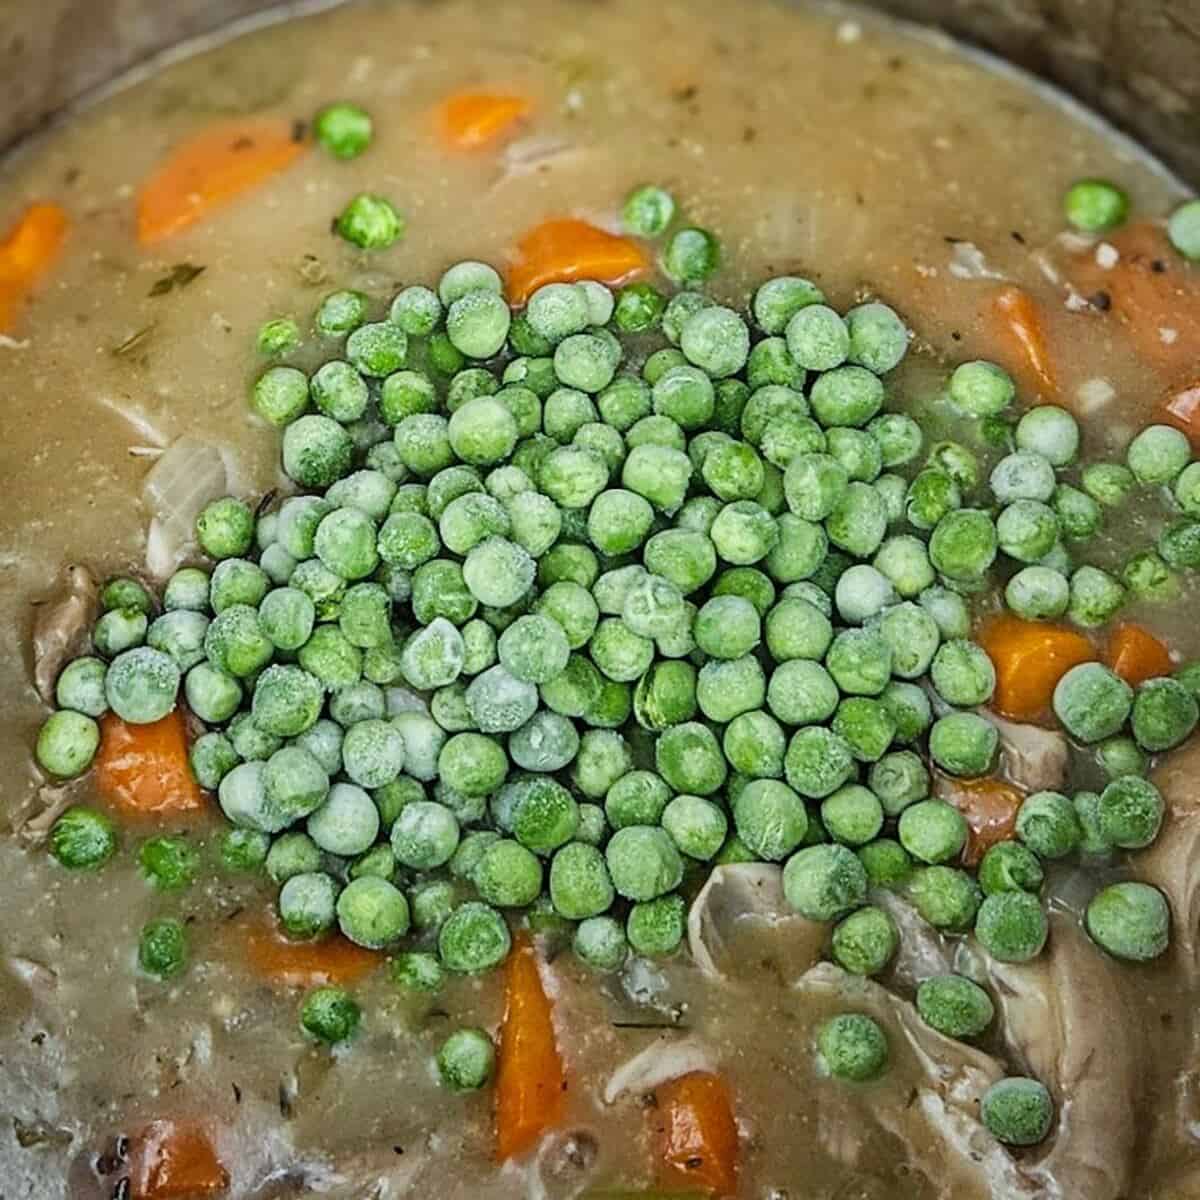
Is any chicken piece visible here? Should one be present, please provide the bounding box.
[687,863,827,981]
[982,905,1139,1200]
[796,962,1037,1200]
[989,712,1069,793]
[29,564,98,704]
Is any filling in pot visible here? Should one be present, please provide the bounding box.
[3,2,1200,1198]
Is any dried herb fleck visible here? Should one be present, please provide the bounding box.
[112,323,158,357]
[148,263,206,297]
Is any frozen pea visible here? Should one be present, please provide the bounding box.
[438,901,512,974]
[784,727,856,800]
[917,975,995,1040]
[976,891,1048,962]
[978,840,1044,896]
[307,783,380,856]
[783,843,867,921]
[928,712,998,777]
[734,779,808,860]
[1127,424,1190,484]
[821,784,884,847]
[929,508,997,582]
[831,905,898,976]
[907,865,981,931]
[55,656,108,718]
[1005,565,1070,620]
[655,722,726,796]
[948,360,1014,417]
[1131,677,1198,752]
[1098,776,1164,849]
[1053,662,1132,743]
[1086,880,1170,962]
[831,698,895,763]
[868,750,929,817]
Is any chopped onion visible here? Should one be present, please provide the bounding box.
[142,438,229,578]
[143,438,228,537]
[948,241,1004,281]
[603,1036,715,1104]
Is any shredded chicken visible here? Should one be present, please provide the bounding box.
[11,784,74,846]
[982,907,1140,1200]
[796,963,1036,1200]
[988,712,1070,792]
[29,565,98,704]
[686,863,826,981]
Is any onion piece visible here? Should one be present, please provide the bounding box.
[603,1036,716,1104]
[141,437,230,578]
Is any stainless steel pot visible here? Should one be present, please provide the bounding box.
[3,0,1199,184]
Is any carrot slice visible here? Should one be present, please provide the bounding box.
[1068,222,1200,382]
[241,916,380,988]
[1105,622,1173,687]
[129,1120,228,1199]
[940,776,1024,867]
[436,91,532,151]
[95,710,208,818]
[507,219,650,305]
[494,931,566,1162]
[652,1071,739,1197]
[0,202,69,329]
[977,613,1095,726]
[989,285,1057,400]
[137,119,306,244]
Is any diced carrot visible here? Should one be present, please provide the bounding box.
[941,776,1024,867]
[494,931,566,1162]
[137,119,306,244]
[95,710,208,818]
[1158,380,1200,448]
[241,916,380,988]
[977,613,1095,726]
[0,202,69,330]
[1068,222,1200,383]
[1105,622,1173,687]
[989,285,1057,400]
[436,91,532,151]
[652,1071,739,1198]
[129,1120,228,1199]
[507,219,650,305]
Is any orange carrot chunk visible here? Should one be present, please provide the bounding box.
[95,710,208,818]
[137,119,306,244]
[978,613,1095,726]
[1105,622,1173,687]
[129,1120,228,1199]
[241,916,380,988]
[990,285,1057,400]
[941,776,1024,867]
[1069,222,1200,383]
[437,91,532,151]
[653,1071,739,1197]
[0,202,69,330]
[494,931,566,1162]
[507,218,650,305]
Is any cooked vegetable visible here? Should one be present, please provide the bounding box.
[129,1120,229,1199]
[437,91,531,151]
[494,932,565,1161]
[0,201,68,329]
[507,219,649,304]
[978,613,1094,725]
[96,710,206,816]
[652,1071,738,1195]
[137,119,306,243]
